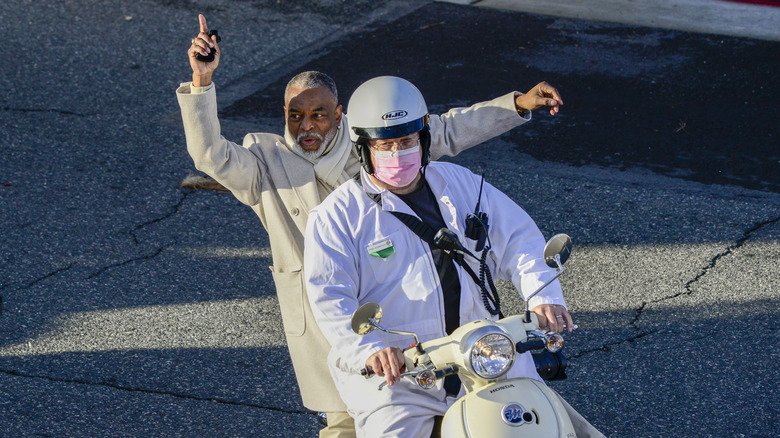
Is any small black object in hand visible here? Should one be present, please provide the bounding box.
[195,30,221,63]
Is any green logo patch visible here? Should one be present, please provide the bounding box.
[367,239,395,259]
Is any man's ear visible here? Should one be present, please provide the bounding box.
[335,104,343,125]
[283,105,288,118]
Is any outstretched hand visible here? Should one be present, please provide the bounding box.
[188,14,220,86]
[515,81,563,116]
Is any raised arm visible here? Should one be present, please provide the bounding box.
[177,14,267,206]
[428,82,563,160]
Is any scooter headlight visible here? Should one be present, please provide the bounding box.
[469,333,515,380]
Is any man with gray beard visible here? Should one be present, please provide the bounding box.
[177,14,564,437]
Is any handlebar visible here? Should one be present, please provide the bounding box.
[365,366,459,390]
[516,338,546,354]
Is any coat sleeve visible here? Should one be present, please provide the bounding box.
[304,205,386,375]
[427,91,531,160]
[176,82,267,206]
[480,180,567,310]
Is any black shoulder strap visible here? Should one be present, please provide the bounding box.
[388,211,494,314]
[390,211,437,245]
[355,173,438,245]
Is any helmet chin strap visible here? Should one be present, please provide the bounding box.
[357,139,375,174]
[419,127,431,166]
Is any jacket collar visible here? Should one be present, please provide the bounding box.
[359,165,452,218]
[278,139,321,214]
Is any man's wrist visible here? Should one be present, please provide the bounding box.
[192,72,213,87]
[514,92,530,118]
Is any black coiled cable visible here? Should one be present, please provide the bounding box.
[478,245,502,318]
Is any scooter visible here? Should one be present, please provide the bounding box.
[351,234,577,438]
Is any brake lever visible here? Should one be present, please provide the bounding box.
[377,371,420,391]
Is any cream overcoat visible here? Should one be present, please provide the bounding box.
[176,82,529,411]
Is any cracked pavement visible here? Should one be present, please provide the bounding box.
[1,0,778,436]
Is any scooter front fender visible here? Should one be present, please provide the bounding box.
[441,378,576,438]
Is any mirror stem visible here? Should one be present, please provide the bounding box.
[524,255,565,317]
[371,318,425,354]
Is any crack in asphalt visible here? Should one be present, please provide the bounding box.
[0,368,315,417]
[572,215,780,360]
[0,189,311,421]
[85,247,165,280]
[129,190,192,246]
[631,214,780,328]
[1,106,94,117]
[0,262,78,297]
[1,189,192,297]
[570,330,659,359]
[86,189,193,279]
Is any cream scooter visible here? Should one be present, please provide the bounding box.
[351,234,577,438]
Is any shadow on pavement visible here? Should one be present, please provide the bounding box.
[223,3,780,193]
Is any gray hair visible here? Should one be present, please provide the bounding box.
[284,71,338,106]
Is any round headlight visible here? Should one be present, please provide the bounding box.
[470,333,515,379]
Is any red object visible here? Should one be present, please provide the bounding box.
[720,0,780,6]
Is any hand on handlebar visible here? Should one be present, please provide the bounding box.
[532,304,575,333]
[365,347,405,387]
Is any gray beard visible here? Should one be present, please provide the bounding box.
[293,128,337,161]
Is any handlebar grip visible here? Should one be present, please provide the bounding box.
[360,367,374,378]
[516,338,546,354]
[434,366,459,379]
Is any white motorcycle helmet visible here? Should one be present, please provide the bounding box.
[347,76,431,174]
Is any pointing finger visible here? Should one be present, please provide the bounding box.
[199,14,208,34]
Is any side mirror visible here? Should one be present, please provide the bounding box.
[350,302,425,354]
[351,302,383,336]
[543,234,573,269]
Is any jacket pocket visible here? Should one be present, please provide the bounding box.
[271,265,306,336]
[363,230,406,285]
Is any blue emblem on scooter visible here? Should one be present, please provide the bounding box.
[502,403,535,426]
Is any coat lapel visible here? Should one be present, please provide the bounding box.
[278,145,321,214]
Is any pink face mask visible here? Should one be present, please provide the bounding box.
[371,146,422,187]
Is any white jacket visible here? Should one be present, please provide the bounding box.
[178,83,530,411]
[304,162,567,425]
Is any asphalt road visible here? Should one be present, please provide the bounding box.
[1,1,778,437]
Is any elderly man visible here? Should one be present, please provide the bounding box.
[304,76,602,437]
[178,14,563,437]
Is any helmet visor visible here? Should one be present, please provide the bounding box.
[352,115,429,141]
